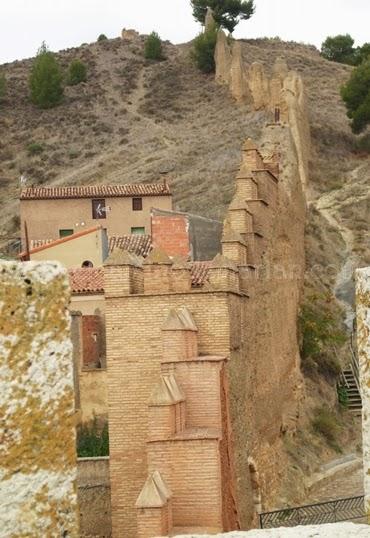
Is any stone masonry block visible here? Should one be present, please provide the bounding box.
[0,261,79,537]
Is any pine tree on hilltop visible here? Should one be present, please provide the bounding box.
[29,42,63,109]
[191,0,255,33]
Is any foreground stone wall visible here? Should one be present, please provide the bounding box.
[0,261,79,537]
[356,267,370,521]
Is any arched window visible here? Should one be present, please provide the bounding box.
[82,260,93,268]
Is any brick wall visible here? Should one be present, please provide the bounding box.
[151,214,190,259]
[82,315,101,367]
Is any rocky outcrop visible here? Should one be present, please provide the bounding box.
[205,7,216,32]
[215,29,232,85]
[230,42,251,103]
[249,62,270,110]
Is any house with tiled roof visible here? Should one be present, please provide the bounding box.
[20,182,172,249]
[19,226,109,268]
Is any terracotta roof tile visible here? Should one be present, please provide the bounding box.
[68,255,211,294]
[189,261,211,287]
[69,268,104,295]
[109,235,152,257]
[20,183,171,200]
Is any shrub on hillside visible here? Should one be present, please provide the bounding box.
[144,32,164,61]
[29,42,63,109]
[67,59,87,85]
[341,59,370,133]
[298,295,346,378]
[312,406,340,443]
[97,34,108,42]
[0,73,6,101]
[27,142,44,156]
[77,418,109,457]
[191,25,218,73]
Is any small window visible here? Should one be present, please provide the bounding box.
[82,260,94,268]
[92,199,106,219]
[131,227,145,235]
[59,229,74,238]
[132,197,143,211]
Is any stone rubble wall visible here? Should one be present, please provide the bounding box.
[0,261,79,537]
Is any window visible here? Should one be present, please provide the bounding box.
[82,260,94,268]
[92,199,106,219]
[131,227,145,235]
[132,197,143,211]
[59,229,74,238]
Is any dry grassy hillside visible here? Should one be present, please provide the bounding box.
[1,33,369,509]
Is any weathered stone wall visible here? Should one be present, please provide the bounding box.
[0,261,79,537]
[356,267,370,521]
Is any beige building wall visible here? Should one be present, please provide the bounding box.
[30,229,105,268]
[70,294,105,315]
[21,195,172,244]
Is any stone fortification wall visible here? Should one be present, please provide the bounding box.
[0,261,79,537]
[105,129,306,537]
[214,31,310,191]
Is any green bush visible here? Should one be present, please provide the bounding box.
[29,42,63,109]
[77,418,109,457]
[353,133,370,154]
[97,34,108,42]
[341,59,370,133]
[298,295,346,378]
[144,32,164,61]
[191,25,218,73]
[312,406,340,443]
[67,59,87,85]
[27,142,44,156]
[0,73,6,101]
[337,385,349,408]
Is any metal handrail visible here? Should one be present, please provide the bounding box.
[259,495,365,529]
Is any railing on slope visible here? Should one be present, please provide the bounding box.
[259,495,365,529]
[350,332,360,392]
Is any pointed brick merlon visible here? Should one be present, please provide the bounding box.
[143,248,174,294]
[208,254,240,293]
[162,307,199,362]
[356,267,370,522]
[242,138,264,169]
[136,471,173,538]
[148,375,186,439]
[222,227,248,266]
[104,249,144,296]
[149,374,185,406]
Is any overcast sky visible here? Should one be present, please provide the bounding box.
[1,0,369,65]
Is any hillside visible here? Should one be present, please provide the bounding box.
[1,32,369,509]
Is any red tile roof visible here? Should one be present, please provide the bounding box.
[68,260,211,294]
[109,235,152,257]
[190,261,211,287]
[69,268,104,295]
[19,226,102,259]
[20,183,171,200]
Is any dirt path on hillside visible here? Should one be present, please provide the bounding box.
[311,162,368,329]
